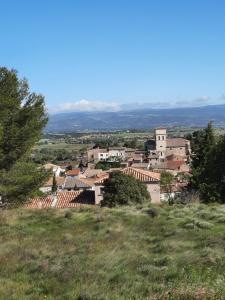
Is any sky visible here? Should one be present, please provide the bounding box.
[1,0,225,113]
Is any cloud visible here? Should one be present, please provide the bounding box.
[175,96,211,107]
[48,99,121,113]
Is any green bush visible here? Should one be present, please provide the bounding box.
[101,172,150,207]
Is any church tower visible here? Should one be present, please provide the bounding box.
[155,127,167,159]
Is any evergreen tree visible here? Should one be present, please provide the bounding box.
[0,67,49,207]
[190,122,219,202]
[52,173,57,193]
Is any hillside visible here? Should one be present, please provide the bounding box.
[46,104,225,132]
[1,204,225,299]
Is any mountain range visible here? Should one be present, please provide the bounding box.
[45,104,225,133]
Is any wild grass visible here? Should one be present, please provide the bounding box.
[1,203,225,299]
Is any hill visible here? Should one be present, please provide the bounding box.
[1,204,225,299]
[46,104,225,132]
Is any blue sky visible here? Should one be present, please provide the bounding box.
[1,0,225,113]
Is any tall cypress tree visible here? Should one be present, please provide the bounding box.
[0,67,49,207]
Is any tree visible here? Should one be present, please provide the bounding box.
[160,171,174,204]
[188,122,225,203]
[52,173,57,193]
[101,172,150,207]
[0,67,49,207]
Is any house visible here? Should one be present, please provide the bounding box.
[108,147,126,160]
[79,173,110,204]
[148,152,160,167]
[63,177,93,191]
[154,160,190,176]
[87,147,126,163]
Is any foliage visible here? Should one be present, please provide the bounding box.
[52,173,57,193]
[160,171,174,204]
[0,67,49,206]
[32,148,78,164]
[95,161,121,171]
[1,204,225,299]
[101,171,149,207]
[189,122,225,203]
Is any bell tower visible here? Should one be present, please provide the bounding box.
[155,127,167,159]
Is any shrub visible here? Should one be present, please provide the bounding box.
[64,211,73,219]
[101,172,150,207]
[146,208,159,218]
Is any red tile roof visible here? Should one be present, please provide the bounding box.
[121,167,160,182]
[66,169,80,176]
[25,191,95,209]
[157,160,186,171]
[55,191,95,208]
[25,196,53,209]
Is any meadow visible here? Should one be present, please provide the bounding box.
[1,203,225,299]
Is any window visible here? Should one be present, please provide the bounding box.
[158,136,160,140]
[161,152,163,156]
[162,136,164,140]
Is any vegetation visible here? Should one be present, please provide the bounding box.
[101,172,149,207]
[190,122,225,203]
[52,174,57,193]
[160,171,174,204]
[95,161,121,170]
[1,204,225,299]
[0,67,49,206]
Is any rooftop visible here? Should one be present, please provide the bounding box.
[121,167,160,182]
[66,169,80,176]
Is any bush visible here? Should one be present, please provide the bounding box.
[64,211,73,219]
[146,208,159,218]
[101,172,150,207]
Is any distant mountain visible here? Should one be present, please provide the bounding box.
[45,104,225,133]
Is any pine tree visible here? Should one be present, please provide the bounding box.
[0,67,49,207]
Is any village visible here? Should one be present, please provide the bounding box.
[27,127,191,208]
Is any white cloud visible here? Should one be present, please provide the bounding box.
[48,99,121,113]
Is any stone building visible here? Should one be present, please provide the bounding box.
[145,128,190,162]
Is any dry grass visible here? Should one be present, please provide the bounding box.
[1,203,225,299]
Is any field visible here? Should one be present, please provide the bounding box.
[1,203,225,299]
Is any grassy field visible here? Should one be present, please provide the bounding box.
[34,142,93,152]
[1,204,225,299]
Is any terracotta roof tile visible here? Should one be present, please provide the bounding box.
[26,191,95,209]
[55,191,95,208]
[157,161,186,170]
[25,196,53,209]
[121,167,160,182]
[66,169,80,176]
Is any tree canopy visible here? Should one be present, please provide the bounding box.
[101,171,150,207]
[189,122,225,203]
[0,67,49,206]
